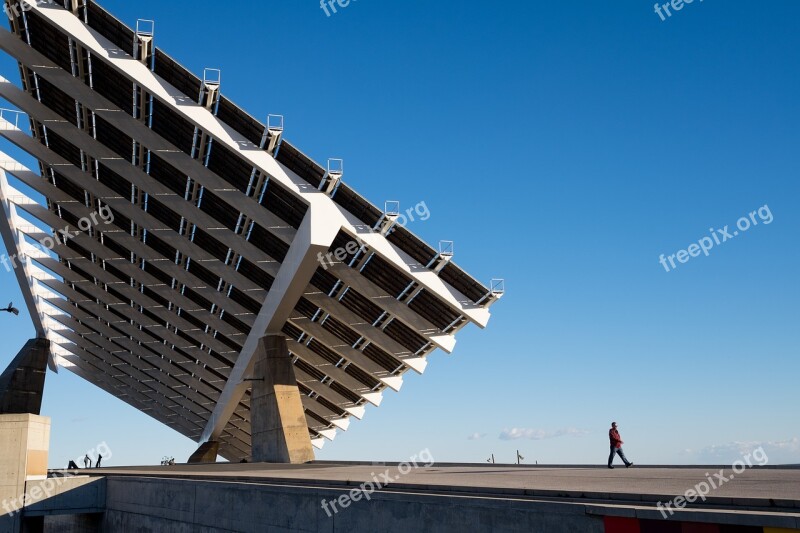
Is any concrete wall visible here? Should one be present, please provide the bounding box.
[42,514,101,533]
[9,473,800,532]
[97,477,604,533]
[0,415,49,533]
[23,476,105,516]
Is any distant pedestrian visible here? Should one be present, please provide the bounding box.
[83,454,91,468]
[95,454,102,468]
[608,422,633,469]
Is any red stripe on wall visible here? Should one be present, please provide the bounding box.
[605,516,641,533]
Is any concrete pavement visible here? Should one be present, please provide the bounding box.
[63,462,800,510]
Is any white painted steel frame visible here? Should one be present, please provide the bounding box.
[0,2,500,460]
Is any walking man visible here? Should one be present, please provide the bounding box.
[83,454,91,468]
[608,422,633,469]
[95,454,102,468]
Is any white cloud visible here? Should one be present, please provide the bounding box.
[467,433,487,441]
[688,438,800,465]
[499,428,589,441]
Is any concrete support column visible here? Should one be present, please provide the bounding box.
[0,414,50,533]
[187,441,219,464]
[251,336,314,464]
[0,339,50,415]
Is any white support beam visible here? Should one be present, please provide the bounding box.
[0,86,278,302]
[0,11,491,328]
[200,206,339,444]
[39,291,225,402]
[0,29,467,359]
[44,298,223,387]
[0,123,264,338]
[60,349,208,439]
[0,28,296,245]
[0,157,56,369]
[327,263,457,351]
[286,339,386,401]
[305,290,424,361]
[295,367,357,409]
[52,326,210,424]
[289,317,390,377]
[33,259,237,368]
[0,7,503,461]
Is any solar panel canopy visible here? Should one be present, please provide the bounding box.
[0,0,502,461]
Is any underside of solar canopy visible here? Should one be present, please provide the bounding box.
[0,0,502,461]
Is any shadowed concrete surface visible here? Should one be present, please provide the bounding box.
[187,441,219,464]
[0,338,49,415]
[28,463,799,532]
[71,463,800,505]
[0,414,50,533]
[251,335,315,464]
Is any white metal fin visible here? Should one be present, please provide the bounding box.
[380,376,403,392]
[345,405,366,420]
[403,357,428,374]
[330,417,350,431]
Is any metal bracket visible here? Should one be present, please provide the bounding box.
[375,201,400,235]
[200,68,221,110]
[261,114,284,155]
[320,158,343,196]
[134,19,155,65]
[431,240,454,273]
[476,278,505,307]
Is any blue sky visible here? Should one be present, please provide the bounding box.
[1,0,798,468]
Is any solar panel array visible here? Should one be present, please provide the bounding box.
[0,0,501,461]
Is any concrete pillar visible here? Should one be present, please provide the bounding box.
[251,336,314,464]
[0,339,50,415]
[187,441,219,464]
[0,414,50,533]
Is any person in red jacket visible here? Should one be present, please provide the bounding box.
[608,422,633,469]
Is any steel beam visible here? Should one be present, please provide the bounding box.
[200,208,339,444]
[2,9,491,328]
[0,165,48,339]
